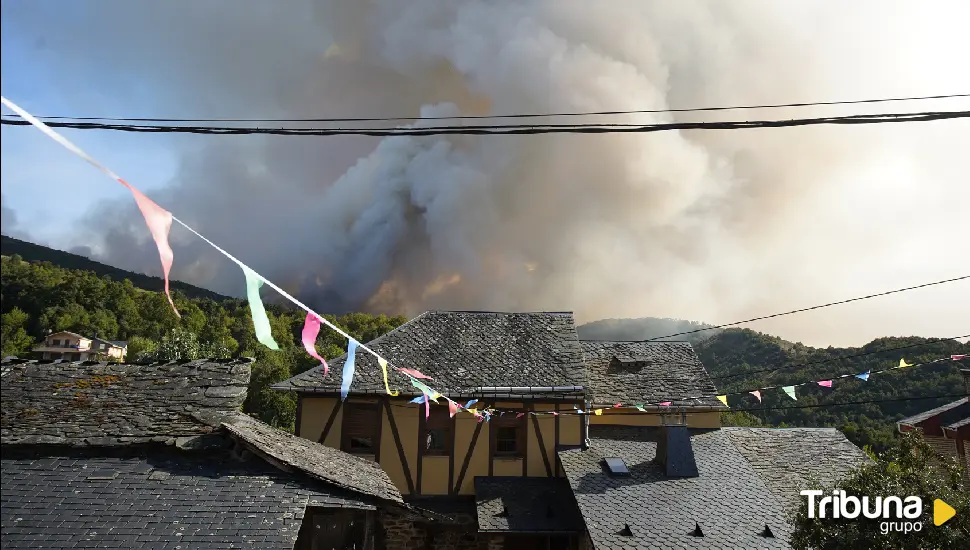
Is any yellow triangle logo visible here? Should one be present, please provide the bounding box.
[934,499,956,526]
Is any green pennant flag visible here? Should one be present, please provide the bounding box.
[242,265,279,350]
[782,386,797,400]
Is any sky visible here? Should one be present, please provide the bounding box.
[1,0,968,348]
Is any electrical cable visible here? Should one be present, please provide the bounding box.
[3,92,968,123]
[1,110,967,136]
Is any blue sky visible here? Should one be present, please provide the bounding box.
[1,2,180,245]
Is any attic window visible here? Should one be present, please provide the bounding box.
[603,457,630,476]
[610,356,650,373]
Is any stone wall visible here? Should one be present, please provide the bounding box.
[383,513,489,550]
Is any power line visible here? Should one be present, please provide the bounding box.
[710,334,970,382]
[3,92,968,123]
[1,110,967,136]
[622,275,970,343]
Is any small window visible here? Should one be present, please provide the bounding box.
[341,403,379,455]
[493,414,526,457]
[423,406,452,456]
[52,339,61,346]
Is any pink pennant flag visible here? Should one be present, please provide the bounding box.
[817,380,833,388]
[551,411,559,416]
[424,392,431,419]
[613,403,622,408]
[749,390,762,403]
[659,402,672,407]
[448,399,460,418]
[397,368,433,380]
[516,412,525,418]
[119,180,179,317]
[953,355,967,361]
[301,313,329,375]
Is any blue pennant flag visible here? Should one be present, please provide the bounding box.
[410,394,427,404]
[465,399,478,409]
[855,371,870,381]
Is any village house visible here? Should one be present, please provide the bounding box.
[274,310,870,549]
[0,357,445,549]
[30,330,128,362]
[897,367,970,477]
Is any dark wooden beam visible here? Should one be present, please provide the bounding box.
[294,394,303,437]
[454,419,484,494]
[448,410,457,495]
[383,396,415,494]
[488,416,495,477]
[416,404,425,494]
[375,398,384,464]
[554,403,560,477]
[531,407,553,477]
[522,405,530,477]
[318,399,343,444]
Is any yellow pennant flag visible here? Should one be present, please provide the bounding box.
[594,409,604,415]
[898,358,913,369]
[378,357,399,396]
[716,395,729,407]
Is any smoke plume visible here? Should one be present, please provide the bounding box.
[6,1,970,346]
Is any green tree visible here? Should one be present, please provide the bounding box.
[790,431,969,549]
[243,347,297,430]
[1,307,36,357]
[136,328,231,362]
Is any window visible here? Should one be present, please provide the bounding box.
[423,406,452,456]
[493,414,526,457]
[341,403,379,455]
[51,339,61,346]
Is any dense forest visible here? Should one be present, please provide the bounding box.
[0,252,405,431]
[2,239,966,451]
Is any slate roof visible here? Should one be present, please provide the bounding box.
[581,340,725,408]
[557,425,865,549]
[1,358,251,446]
[897,398,970,429]
[274,311,586,397]
[474,477,584,533]
[1,447,374,550]
[722,427,869,509]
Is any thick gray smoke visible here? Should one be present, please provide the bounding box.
[6,1,969,346]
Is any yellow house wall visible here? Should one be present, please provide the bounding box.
[297,396,579,496]
[588,408,721,429]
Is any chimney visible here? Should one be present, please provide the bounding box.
[654,413,699,478]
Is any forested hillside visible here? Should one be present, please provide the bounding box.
[697,329,968,452]
[0,253,405,431]
[1,234,228,301]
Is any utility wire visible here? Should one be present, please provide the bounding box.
[2,92,968,123]
[609,275,970,343]
[710,334,970,382]
[1,110,967,136]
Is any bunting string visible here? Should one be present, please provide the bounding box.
[3,95,967,422]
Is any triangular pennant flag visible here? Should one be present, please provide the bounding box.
[467,408,479,416]
[410,394,427,404]
[952,355,967,361]
[817,380,833,388]
[749,391,762,403]
[659,402,672,407]
[898,358,913,369]
[398,368,433,380]
[242,266,279,350]
[635,404,646,412]
[340,338,359,401]
[855,371,870,381]
[378,357,399,396]
[123,182,179,318]
[423,391,431,419]
[410,378,441,403]
[448,399,460,418]
[301,313,329,375]
[551,411,559,416]
[0,96,179,319]
[516,412,525,418]
[594,409,604,415]
[465,400,478,409]
[614,403,622,408]
[782,386,797,400]
[716,395,729,407]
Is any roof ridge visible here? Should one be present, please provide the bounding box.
[428,310,575,315]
